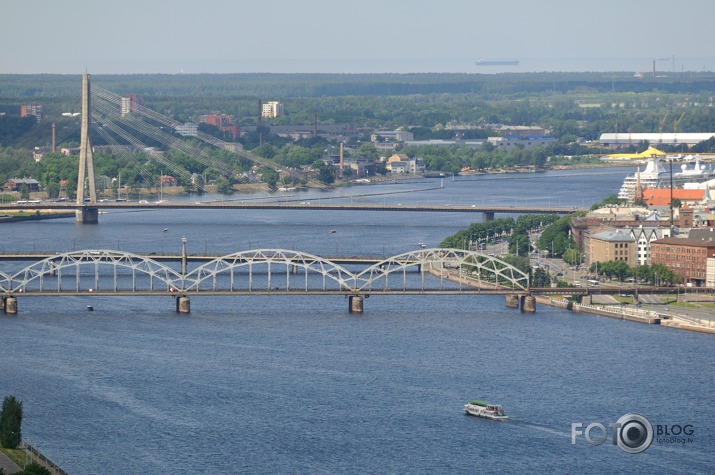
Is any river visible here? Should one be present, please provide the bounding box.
[1,168,712,474]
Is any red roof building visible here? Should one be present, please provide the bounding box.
[642,188,705,207]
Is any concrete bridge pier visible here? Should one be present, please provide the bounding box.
[580,295,591,305]
[505,294,520,308]
[0,296,5,312]
[76,207,99,224]
[482,211,495,222]
[521,295,536,313]
[176,295,191,313]
[349,295,364,313]
[4,296,17,314]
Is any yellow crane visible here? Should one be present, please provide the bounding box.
[673,112,685,134]
[658,111,669,134]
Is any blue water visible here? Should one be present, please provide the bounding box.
[1,168,713,474]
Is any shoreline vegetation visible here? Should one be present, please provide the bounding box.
[2,158,636,206]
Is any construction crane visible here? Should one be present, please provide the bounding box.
[673,112,685,134]
[658,111,669,134]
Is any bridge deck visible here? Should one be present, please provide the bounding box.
[0,202,582,214]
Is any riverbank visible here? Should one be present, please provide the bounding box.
[435,267,713,334]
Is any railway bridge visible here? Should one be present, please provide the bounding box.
[0,248,536,314]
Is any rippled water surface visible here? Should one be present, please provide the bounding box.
[1,169,712,474]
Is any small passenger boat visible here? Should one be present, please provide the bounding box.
[86,305,94,311]
[464,400,508,420]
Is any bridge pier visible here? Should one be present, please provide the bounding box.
[348,295,364,313]
[0,296,4,312]
[482,211,495,222]
[580,295,591,305]
[75,207,98,224]
[505,294,520,308]
[521,295,536,313]
[4,296,17,314]
[176,295,190,313]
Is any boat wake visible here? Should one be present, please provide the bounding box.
[507,419,571,438]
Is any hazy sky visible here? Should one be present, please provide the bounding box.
[3,0,715,74]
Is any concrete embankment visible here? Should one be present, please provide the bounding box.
[538,296,714,334]
[427,265,712,334]
[22,442,67,475]
[661,317,715,335]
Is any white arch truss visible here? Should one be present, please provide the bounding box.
[0,248,529,295]
[355,248,529,292]
[183,249,357,292]
[3,250,182,293]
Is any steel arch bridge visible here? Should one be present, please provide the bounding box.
[0,248,529,296]
[355,248,529,292]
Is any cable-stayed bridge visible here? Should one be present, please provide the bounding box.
[2,72,583,223]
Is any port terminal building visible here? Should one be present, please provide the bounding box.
[599,133,715,148]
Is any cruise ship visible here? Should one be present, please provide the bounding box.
[618,157,715,201]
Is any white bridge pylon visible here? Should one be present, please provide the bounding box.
[0,248,529,294]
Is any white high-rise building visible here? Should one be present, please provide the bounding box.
[262,101,284,118]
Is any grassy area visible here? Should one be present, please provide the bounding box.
[668,300,701,309]
[0,446,27,468]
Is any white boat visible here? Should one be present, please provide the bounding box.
[617,156,714,200]
[464,400,508,420]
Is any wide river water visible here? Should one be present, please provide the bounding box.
[1,168,713,474]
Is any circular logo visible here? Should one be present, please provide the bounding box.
[615,413,653,454]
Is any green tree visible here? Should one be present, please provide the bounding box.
[0,395,22,448]
[562,247,582,266]
[312,160,335,185]
[537,215,575,258]
[532,267,552,287]
[16,462,52,475]
[215,177,233,195]
[508,227,530,256]
[258,167,278,188]
[19,184,30,200]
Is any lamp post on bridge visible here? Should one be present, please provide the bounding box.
[176,236,191,314]
[181,237,187,277]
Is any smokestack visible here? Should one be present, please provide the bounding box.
[314,110,317,138]
[339,143,344,179]
[51,122,56,153]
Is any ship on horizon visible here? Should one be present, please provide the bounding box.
[475,59,519,66]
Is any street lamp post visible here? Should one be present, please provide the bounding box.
[181,237,187,277]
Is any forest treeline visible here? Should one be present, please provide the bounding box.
[3,72,715,191]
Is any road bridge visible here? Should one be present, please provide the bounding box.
[2,73,583,223]
[0,201,582,221]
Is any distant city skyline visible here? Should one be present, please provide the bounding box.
[3,0,715,75]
